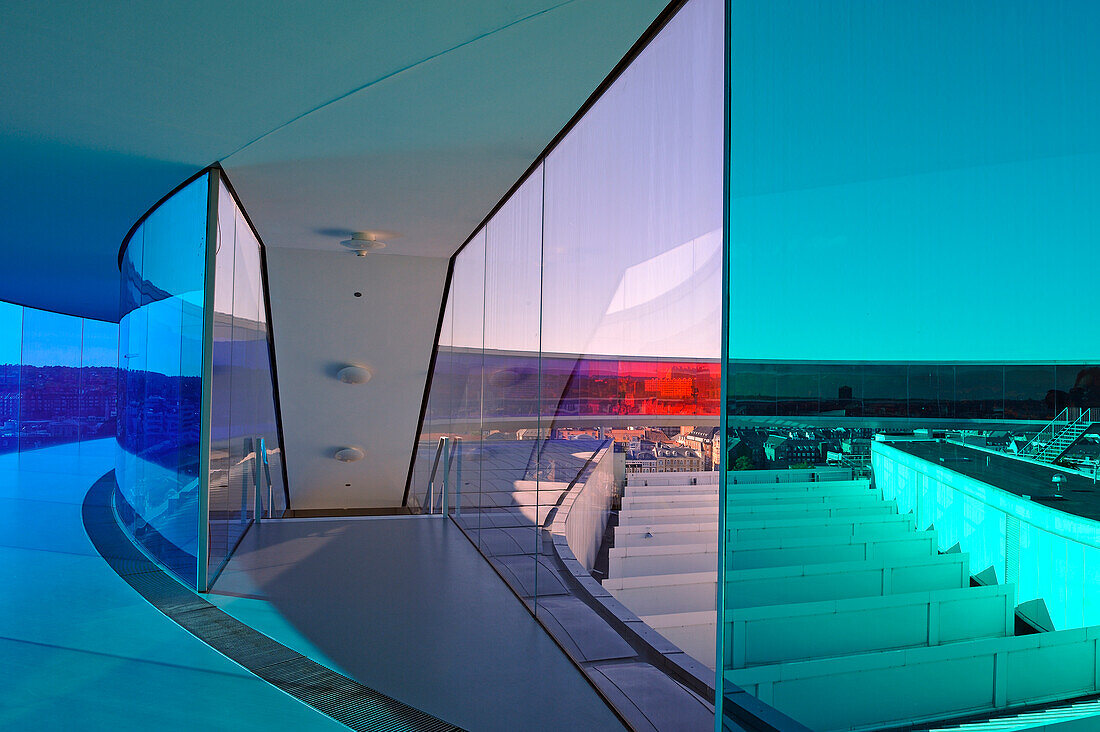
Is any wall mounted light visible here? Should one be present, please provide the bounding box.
[337,364,373,384]
[334,446,365,463]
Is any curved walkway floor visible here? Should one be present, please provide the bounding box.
[83,472,460,732]
[0,440,348,731]
[1,440,627,731]
[211,515,629,731]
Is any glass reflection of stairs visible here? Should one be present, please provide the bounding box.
[922,697,1100,731]
[606,471,1100,731]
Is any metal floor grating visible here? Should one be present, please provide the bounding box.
[82,471,463,732]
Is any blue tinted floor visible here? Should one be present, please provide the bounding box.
[0,440,346,731]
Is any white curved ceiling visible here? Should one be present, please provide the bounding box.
[0,0,666,321]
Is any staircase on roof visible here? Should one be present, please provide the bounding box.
[1017,408,1094,464]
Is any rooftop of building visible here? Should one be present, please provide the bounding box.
[885,439,1100,523]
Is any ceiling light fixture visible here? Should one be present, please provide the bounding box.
[334,446,365,463]
[337,364,373,384]
[340,231,388,256]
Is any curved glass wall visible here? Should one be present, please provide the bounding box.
[117,173,210,584]
[117,170,286,589]
[720,1,1100,729]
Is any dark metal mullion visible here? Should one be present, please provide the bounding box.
[715,0,732,725]
[196,168,220,592]
[402,256,456,507]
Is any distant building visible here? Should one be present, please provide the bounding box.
[610,428,647,445]
[730,428,767,467]
[764,435,819,466]
[625,443,705,474]
[682,427,719,469]
[625,448,657,474]
[841,437,871,456]
[555,427,600,440]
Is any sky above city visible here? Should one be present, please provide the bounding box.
[728,0,1100,362]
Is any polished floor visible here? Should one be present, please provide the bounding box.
[0,440,346,731]
[212,514,627,731]
[0,439,624,731]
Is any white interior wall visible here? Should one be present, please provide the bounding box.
[266,248,447,509]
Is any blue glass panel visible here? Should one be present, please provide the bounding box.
[79,319,118,444]
[19,308,82,454]
[0,302,21,455]
[116,173,209,587]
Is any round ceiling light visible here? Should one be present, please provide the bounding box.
[341,231,391,256]
[337,365,373,384]
[334,446,365,463]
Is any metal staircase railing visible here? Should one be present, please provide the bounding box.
[1018,408,1092,464]
[1018,408,1070,458]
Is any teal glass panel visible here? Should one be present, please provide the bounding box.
[728,1,1100,364]
[722,2,1100,729]
[116,173,209,587]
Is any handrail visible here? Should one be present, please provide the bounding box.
[253,436,273,521]
[452,438,462,518]
[253,436,273,523]
[260,437,273,517]
[421,436,461,515]
[423,437,447,512]
[1019,408,1092,461]
[423,437,447,513]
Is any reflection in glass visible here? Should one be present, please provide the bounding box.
[19,308,83,452]
[0,302,21,455]
[117,173,209,586]
[723,0,1100,728]
[0,302,118,464]
[410,0,724,642]
[207,174,286,584]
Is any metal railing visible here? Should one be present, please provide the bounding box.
[252,435,274,523]
[421,436,461,516]
[1019,408,1092,461]
[1018,408,1072,457]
